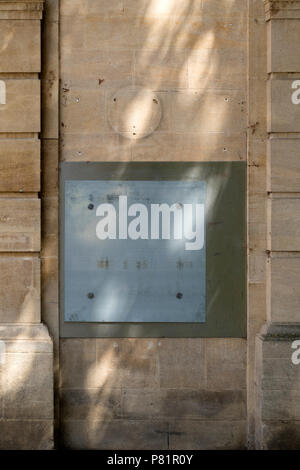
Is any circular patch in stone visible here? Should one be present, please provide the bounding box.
[108,86,162,139]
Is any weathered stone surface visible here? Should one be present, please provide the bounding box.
[248,194,267,283]
[0,256,40,323]
[268,20,300,72]
[262,358,300,390]
[41,139,58,196]
[0,324,53,448]
[170,89,246,134]
[0,323,51,342]
[61,338,159,389]
[0,139,40,192]
[61,388,122,420]
[265,0,300,20]
[262,390,300,420]
[270,255,300,323]
[206,339,246,390]
[61,419,168,450]
[256,332,300,450]
[4,352,53,419]
[169,420,246,450]
[60,339,97,389]
[0,421,53,450]
[41,256,58,303]
[61,49,133,89]
[188,48,246,90]
[132,132,246,162]
[60,86,106,135]
[0,20,40,72]
[57,0,253,452]
[0,79,40,132]
[0,198,40,252]
[158,339,205,389]
[44,0,59,22]
[268,138,300,192]
[96,339,159,389]
[259,421,300,450]
[42,20,59,138]
[41,196,58,258]
[267,79,300,133]
[122,389,246,420]
[270,197,300,251]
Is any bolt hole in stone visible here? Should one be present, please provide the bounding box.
[176,293,183,300]
[108,86,162,139]
[87,292,94,299]
[88,203,94,210]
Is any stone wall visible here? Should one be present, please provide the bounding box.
[255,0,300,450]
[58,0,249,450]
[1,0,299,450]
[0,0,53,450]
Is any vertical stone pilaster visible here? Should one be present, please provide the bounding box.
[255,0,300,449]
[0,0,54,449]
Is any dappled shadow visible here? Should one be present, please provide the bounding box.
[55,0,248,450]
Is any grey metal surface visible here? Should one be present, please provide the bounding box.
[65,180,206,323]
[60,162,246,338]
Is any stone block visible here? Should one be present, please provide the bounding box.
[122,389,246,420]
[95,339,159,389]
[267,20,300,72]
[61,49,133,90]
[61,134,132,162]
[170,89,246,134]
[270,255,300,323]
[0,79,40,133]
[4,352,53,419]
[0,324,53,449]
[0,20,40,72]
[268,138,300,192]
[132,131,246,163]
[262,358,300,390]
[188,48,246,90]
[267,79,300,133]
[262,390,300,420]
[158,339,205,389]
[270,197,300,251]
[0,198,40,252]
[61,388,122,421]
[60,339,97,389]
[0,420,53,450]
[0,139,40,192]
[206,339,246,390]
[61,419,168,450]
[134,49,188,89]
[169,420,246,450]
[259,421,300,450]
[0,256,40,323]
[60,85,106,135]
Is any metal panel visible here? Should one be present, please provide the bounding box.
[60,162,246,338]
[65,180,206,323]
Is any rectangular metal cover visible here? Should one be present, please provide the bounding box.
[60,162,246,338]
